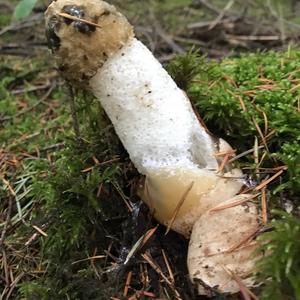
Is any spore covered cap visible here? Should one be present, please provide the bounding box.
[45,0,134,85]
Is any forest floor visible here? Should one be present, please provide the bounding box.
[0,1,300,299]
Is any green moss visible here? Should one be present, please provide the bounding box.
[8,118,128,299]
[0,14,11,27]
[167,49,206,90]
[13,99,128,299]
[257,211,300,300]
[169,49,300,299]
[0,55,128,299]
[169,49,300,195]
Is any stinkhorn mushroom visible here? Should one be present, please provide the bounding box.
[45,0,260,295]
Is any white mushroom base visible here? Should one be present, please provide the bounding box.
[143,167,243,236]
[188,195,260,294]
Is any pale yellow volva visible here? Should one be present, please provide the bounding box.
[139,137,243,238]
[141,167,243,237]
[45,0,260,295]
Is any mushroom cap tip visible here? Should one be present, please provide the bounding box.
[45,0,134,85]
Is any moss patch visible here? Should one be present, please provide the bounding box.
[169,48,300,299]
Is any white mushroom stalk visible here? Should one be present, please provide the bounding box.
[45,0,261,295]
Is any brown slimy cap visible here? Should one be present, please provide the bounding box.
[45,0,134,85]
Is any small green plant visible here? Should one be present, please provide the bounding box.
[13,0,38,20]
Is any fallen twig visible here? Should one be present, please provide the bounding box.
[0,196,13,248]
[208,0,235,30]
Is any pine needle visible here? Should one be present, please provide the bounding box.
[214,149,236,157]
[210,193,260,212]
[1,177,16,197]
[217,153,231,173]
[261,187,268,224]
[71,255,106,265]
[124,225,159,265]
[123,271,133,297]
[58,13,102,29]
[255,169,285,191]
[165,181,194,235]
[221,266,258,300]
[162,249,175,284]
[228,146,264,163]
[142,252,172,286]
[32,225,48,237]
[252,117,269,153]
[226,227,260,253]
